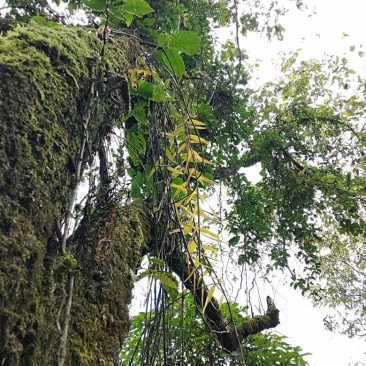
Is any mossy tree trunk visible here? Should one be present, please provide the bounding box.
[0,20,148,365]
[0,19,280,366]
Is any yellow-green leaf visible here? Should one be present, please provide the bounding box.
[201,244,218,252]
[202,286,216,313]
[189,134,209,144]
[167,165,184,177]
[188,239,197,254]
[165,148,176,162]
[200,227,220,240]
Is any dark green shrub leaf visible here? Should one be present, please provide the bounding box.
[228,236,240,246]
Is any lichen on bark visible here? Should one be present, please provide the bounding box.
[0,19,145,365]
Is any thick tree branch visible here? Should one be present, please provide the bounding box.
[166,245,280,352]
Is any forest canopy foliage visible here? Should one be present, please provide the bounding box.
[1,0,366,364]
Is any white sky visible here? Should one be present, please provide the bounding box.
[237,1,366,365]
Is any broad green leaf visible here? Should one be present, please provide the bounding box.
[228,236,240,246]
[164,285,179,302]
[162,49,185,77]
[82,0,105,11]
[137,81,154,98]
[157,33,172,48]
[123,11,134,26]
[122,0,154,17]
[170,31,201,55]
[151,83,167,102]
[154,271,179,301]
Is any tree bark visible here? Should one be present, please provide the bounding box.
[0,20,144,365]
[166,238,279,353]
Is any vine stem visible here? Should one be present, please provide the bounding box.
[57,57,98,365]
[57,271,75,366]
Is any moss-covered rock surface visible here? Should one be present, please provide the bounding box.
[0,19,147,365]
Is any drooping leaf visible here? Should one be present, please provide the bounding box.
[165,148,176,162]
[126,130,146,166]
[161,49,185,77]
[202,285,215,313]
[131,100,148,125]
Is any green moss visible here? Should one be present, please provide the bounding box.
[68,200,152,365]
[0,19,142,365]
